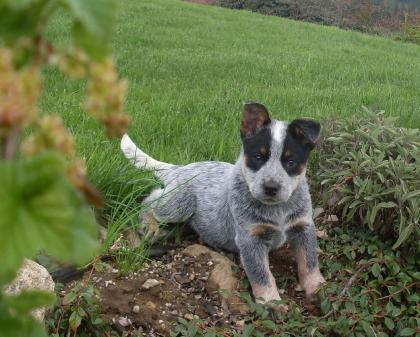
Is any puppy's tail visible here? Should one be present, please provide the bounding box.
[120,134,175,171]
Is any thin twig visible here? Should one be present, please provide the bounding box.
[319,258,385,321]
[377,282,418,301]
[341,258,385,296]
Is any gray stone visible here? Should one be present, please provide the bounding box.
[183,244,248,314]
[4,259,54,321]
[313,207,324,219]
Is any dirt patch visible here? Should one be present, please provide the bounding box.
[96,247,234,335]
[63,242,320,336]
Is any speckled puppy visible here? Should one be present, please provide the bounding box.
[121,102,325,305]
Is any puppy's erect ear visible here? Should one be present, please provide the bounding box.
[288,119,321,149]
[240,102,271,138]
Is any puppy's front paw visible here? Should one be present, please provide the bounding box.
[303,272,326,304]
[302,270,325,293]
[252,284,289,314]
[265,300,289,314]
[252,283,280,303]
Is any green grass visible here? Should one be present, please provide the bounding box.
[43,0,420,201]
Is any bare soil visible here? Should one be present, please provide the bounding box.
[76,242,321,336]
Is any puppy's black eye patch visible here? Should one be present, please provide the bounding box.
[281,128,312,176]
[243,128,271,172]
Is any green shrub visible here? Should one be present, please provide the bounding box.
[317,108,419,249]
[397,24,420,45]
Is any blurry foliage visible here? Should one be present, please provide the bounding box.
[317,108,419,250]
[397,24,420,45]
[0,0,130,336]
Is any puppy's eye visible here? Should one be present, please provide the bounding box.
[254,153,263,160]
[287,159,296,167]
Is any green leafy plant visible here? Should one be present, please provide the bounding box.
[317,108,419,249]
[0,0,130,336]
[46,280,114,337]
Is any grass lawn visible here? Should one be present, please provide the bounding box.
[43,0,420,200]
[37,2,420,335]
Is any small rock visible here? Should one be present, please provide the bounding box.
[189,274,195,281]
[236,319,245,327]
[184,313,194,320]
[132,305,140,313]
[105,280,114,287]
[313,207,324,219]
[142,278,160,289]
[146,301,157,311]
[4,259,54,321]
[194,294,202,299]
[325,214,339,223]
[174,275,190,285]
[118,316,131,327]
[316,229,328,239]
[203,302,217,316]
[183,244,248,315]
[158,320,164,324]
[112,268,119,274]
[170,309,178,316]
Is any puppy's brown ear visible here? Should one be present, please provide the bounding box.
[289,119,321,149]
[240,102,271,138]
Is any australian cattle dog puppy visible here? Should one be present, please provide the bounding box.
[121,102,325,306]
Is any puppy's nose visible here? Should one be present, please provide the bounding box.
[263,181,280,197]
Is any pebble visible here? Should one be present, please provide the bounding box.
[118,316,131,327]
[236,319,245,327]
[142,278,160,289]
[316,229,328,239]
[313,207,324,219]
[104,280,115,287]
[132,305,140,313]
[184,313,194,320]
[146,301,157,310]
[326,214,339,223]
[170,310,178,316]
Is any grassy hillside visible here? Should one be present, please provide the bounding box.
[43,0,420,196]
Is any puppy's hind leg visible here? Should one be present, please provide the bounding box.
[140,186,195,242]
